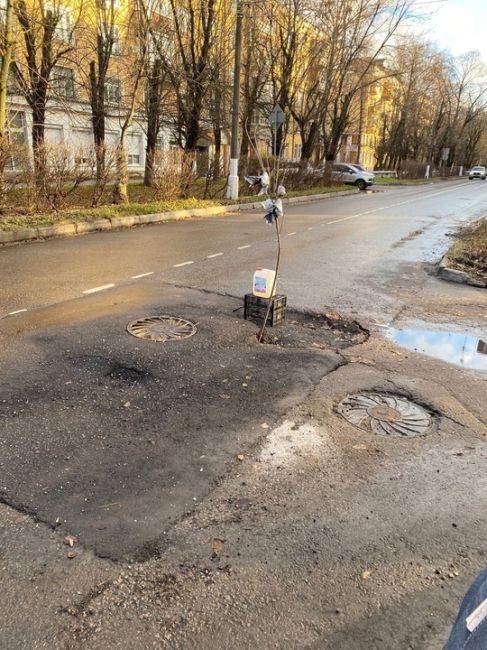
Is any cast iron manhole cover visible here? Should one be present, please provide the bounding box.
[127,316,196,342]
[337,393,433,437]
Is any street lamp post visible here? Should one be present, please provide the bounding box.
[227,0,243,201]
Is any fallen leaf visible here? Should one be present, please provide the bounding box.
[124,401,131,408]
[353,444,368,451]
[219,394,230,400]
[67,551,78,559]
[362,570,372,580]
[237,454,245,461]
[325,311,341,321]
[212,538,225,557]
[261,423,270,429]
[63,535,77,547]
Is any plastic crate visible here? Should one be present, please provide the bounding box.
[244,293,287,327]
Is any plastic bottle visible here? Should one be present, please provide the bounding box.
[253,268,276,298]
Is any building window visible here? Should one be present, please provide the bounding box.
[104,78,122,104]
[51,66,75,99]
[127,132,141,166]
[7,111,27,170]
[46,4,73,43]
[111,25,122,54]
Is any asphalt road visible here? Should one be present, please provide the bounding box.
[0,179,485,321]
[1,180,487,649]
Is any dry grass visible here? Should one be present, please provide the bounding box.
[0,178,353,231]
[448,218,487,281]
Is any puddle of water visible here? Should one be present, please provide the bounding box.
[386,328,487,371]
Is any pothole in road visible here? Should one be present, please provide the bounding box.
[127,316,197,343]
[385,327,487,372]
[258,310,368,350]
[107,364,151,384]
[337,392,435,437]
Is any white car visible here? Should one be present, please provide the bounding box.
[468,166,486,180]
[332,163,375,190]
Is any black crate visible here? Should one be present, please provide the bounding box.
[244,294,287,327]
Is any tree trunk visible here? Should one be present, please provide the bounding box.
[32,105,47,175]
[322,154,335,184]
[0,0,14,139]
[144,140,156,187]
[212,127,221,180]
[300,121,319,167]
[112,142,129,204]
[144,60,163,186]
[184,110,201,152]
[90,60,107,183]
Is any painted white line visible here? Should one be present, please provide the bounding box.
[307,227,313,230]
[131,272,154,279]
[207,252,223,258]
[238,244,251,250]
[83,284,115,295]
[324,183,471,227]
[8,308,27,316]
[173,260,194,268]
[327,214,361,225]
[287,232,297,236]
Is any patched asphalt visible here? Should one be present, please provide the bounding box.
[0,282,345,559]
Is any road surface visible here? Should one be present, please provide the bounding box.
[1,180,486,650]
[1,179,485,322]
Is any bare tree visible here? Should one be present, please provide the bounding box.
[0,0,15,139]
[86,0,119,182]
[239,1,271,175]
[13,0,82,173]
[310,0,411,179]
[111,2,149,203]
[140,0,218,155]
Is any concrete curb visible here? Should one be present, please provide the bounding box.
[438,254,486,288]
[0,190,355,246]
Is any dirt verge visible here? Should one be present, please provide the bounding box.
[441,218,487,287]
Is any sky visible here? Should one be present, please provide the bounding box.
[421,0,487,61]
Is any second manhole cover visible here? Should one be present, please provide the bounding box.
[337,392,434,437]
[127,316,196,342]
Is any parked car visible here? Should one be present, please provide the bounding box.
[332,163,375,190]
[468,166,486,180]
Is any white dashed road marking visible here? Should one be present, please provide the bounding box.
[131,272,154,279]
[207,252,223,258]
[173,261,194,268]
[287,232,296,236]
[7,309,27,316]
[83,284,116,295]
[238,244,252,250]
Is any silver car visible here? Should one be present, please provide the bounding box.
[468,166,486,180]
[332,163,375,190]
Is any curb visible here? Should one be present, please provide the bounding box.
[438,254,486,288]
[0,190,355,246]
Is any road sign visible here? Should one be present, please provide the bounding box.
[441,147,450,161]
[269,105,285,127]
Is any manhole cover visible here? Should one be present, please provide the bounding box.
[337,393,433,437]
[127,316,196,342]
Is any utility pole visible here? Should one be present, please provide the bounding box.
[226,0,243,201]
[0,0,14,138]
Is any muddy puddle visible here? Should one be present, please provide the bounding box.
[386,327,487,371]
